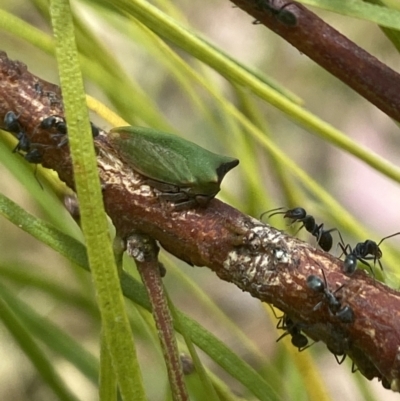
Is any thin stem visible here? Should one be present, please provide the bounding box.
[127,234,189,401]
[232,0,400,123]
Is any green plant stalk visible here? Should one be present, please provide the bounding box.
[99,330,117,401]
[364,0,400,53]
[49,0,146,400]
[297,0,400,29]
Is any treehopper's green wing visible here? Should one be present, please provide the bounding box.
[108,126,239,207]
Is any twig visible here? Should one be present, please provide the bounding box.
[127,234,189,401]
[1,51,400,391]
[231,0,400,123]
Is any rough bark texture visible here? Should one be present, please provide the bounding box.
[1,49,400,392]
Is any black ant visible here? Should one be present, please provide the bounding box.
[38,115,68,147]
[40,115,100,138]
[3,111,44,187]
[264,207,337,252]
[14,131,31,153]
[38,115,100,148]
[338,232,400,275]
[326,344,347,365]
[269,306,313,352]
[253,0,297,26]
[306,270,354,324]
[3,111,42,161]
[276,314,311,351]
[24,148,43,164]
[325,330,353,367]
[4,111,22,134]
[3,111,29,152]
[40,115,67,134]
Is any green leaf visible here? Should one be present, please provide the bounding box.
[297,0,400,30]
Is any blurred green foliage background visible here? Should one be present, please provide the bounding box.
[1,0,400,400]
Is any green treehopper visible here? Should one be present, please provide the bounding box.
[108,126,239,208]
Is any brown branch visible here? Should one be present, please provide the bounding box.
[231,0,400,123]
[1,51,400,391]
[127,234,189,401]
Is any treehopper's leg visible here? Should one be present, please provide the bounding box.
[143,179,197,209]
[143,178,180,193]
[156,192,198,211]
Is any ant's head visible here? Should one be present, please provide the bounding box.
[263,206,306,220]
[284,207,306,220]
